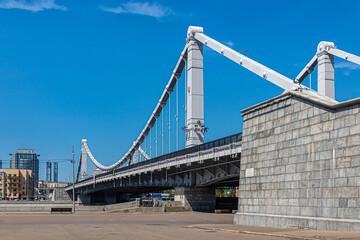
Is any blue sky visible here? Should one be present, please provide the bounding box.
[0,0,360,182]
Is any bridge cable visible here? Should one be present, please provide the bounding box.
[168,94,171,153]
[176,78,179,151]
[144,135,147,162]
[150,128,152,158]
[162,110,164,155]
[184,60,188,146]
[155,119,158,157]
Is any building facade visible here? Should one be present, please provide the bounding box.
[0,169,34,199]
[53,162,58,182]
[10,149,39,191]
[46,161,52,182]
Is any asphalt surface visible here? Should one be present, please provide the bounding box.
[0,212,277,240]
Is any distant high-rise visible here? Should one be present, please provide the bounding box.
[10,149,39,193]
[0,160,2,169]
[46,161,52,182]
[53,162,58,182]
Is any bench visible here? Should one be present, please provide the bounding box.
[51,207,72,214]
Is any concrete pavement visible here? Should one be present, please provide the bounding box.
[188,223,360,239]
[0,212,359,239]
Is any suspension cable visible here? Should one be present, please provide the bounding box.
[176,78,179,151]
[150,128,152,158]
[168,94,171,153]
[184,60,187,146]
[162,110,164,155]
[144,136,147,161]
[155,119,158,157]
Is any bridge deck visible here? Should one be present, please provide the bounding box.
[67,133,242,191]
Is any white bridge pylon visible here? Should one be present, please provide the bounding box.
[76,26,360,177]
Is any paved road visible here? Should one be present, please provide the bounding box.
[0,212,276,240]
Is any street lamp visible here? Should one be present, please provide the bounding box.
[71,146,75,214]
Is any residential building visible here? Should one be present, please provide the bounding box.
[0,169,34,200]
[10,149,39,193]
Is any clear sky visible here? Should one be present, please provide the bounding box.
[0,0,359,182]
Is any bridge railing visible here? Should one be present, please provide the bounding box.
[78,132,242,184]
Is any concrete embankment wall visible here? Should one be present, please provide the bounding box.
[235,92,360,231]
[0,202,73,212]
[0,200,184,212]
[0,201,139,212]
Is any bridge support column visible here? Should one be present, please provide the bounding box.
[105,192,117,204]
[317,42,335,99]
[78,194,91,205]
[186,26,205,148]
[81,139,88,180]
[175,186,215,212]
[132,150,139,164]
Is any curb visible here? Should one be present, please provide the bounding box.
[186,225,319,240]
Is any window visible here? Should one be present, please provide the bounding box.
[9,174,11,177]
[13,193,16,196]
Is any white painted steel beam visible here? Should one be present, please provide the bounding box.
[295,55,318,84]
[138,147,150,160]
[328,48,360,65]
[194,32,296,91]
[193,31,337,103]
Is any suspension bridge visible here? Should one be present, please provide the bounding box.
[65,26,360,230]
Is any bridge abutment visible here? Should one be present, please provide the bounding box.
[234,92,360,231]
[175,186,215,212]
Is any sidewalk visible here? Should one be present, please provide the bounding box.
[187,224,360,239]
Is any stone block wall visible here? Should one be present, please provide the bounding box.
[234,92,360,231]
[175,186,215,211]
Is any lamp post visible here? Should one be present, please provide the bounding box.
[72,146,75,214]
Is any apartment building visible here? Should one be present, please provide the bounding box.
[0,169,34,200]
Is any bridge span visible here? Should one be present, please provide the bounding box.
[66,133,241,209]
